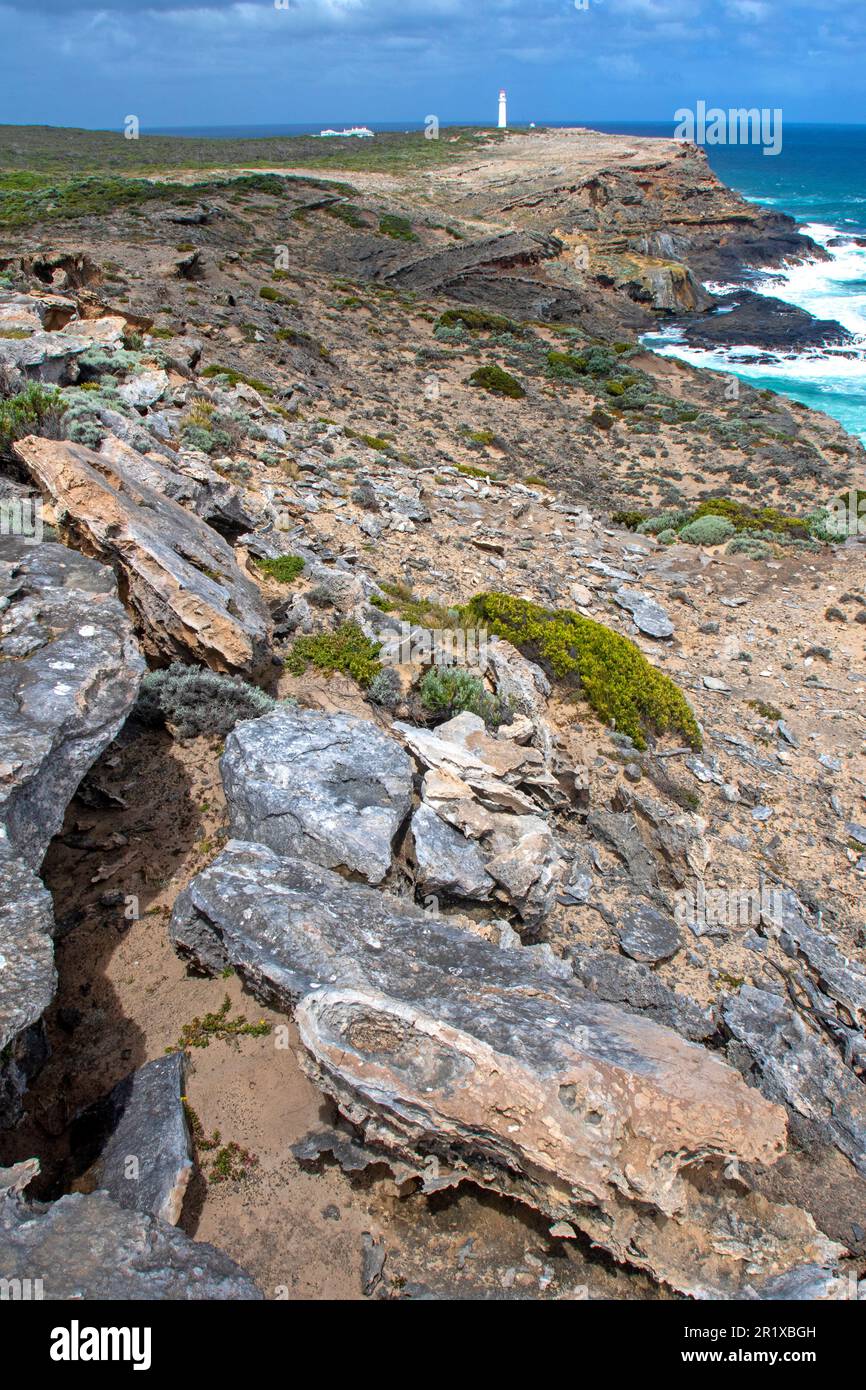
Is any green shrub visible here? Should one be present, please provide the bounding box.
[200,364,272,395]
[611,510,646,530]
[252,554,305,584]
[419,667,509,728]
[546,350,588,379]
[378,213,417,241]
[459,593,701,751]
[679,516,736,546]
[0,383,65,459]
[656,528,678,546]
[135,663,279,739]
[324,203,366,228]
[467,365,525,399]
[726,536,773,558]
[285,622,382,687]
[439,308,522,336]
[637,511,690,536]
[589,406,613,430]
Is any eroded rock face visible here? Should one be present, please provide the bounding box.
[0,838,55,1127]
[0,1175,262,1300]
[724,986,866,1180]
[0,538,145,867]
[170,841,843,1298]
[221,709,414,885]
[0,538,143,1127]
[70,1054,193,1225]
[12,436,271,677]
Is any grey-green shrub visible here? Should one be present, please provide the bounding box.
[134,663,282,739]
[679,516,736,546]
[368,667,402,710]
[419,667,510,728]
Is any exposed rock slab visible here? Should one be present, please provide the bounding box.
[70,1054,193,1225]
[724,985,866,1179]
[614,587,674,639]
[170,841,842,1298]
[0,1180,261,1300]
[0,538,142,1126]
[99,432,257,538]
[0,837,55,1128]
[12,436,271,676]
[221,709,414,885]
[0,537,145,867]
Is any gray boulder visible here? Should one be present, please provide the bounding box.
[614,587,674,639]
[0,538,145,867]
[724,985,866,1179]
[221,709,414,885]
[70,1054,193,1225]
[170,841,843,1300]
[617,901,682,964]
[411,803,494,900]
[0,838,55,1128]
[0,1178,261,1300]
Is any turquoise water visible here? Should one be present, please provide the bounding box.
[641,125,866,443]
[154,119,866,443]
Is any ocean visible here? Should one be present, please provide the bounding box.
[152,120,866,444]
[616,124,866,445]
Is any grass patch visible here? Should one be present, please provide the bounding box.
[378,212,418,241]
[460,592,701,751]
[169,994,270,1053]
[252,553,305,584]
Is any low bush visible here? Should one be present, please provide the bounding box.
[460,593,701,750]
[679,516,736,546]
[467,365,525,399]
[0,383,65,459]
[135,663,279,739]
[419,666,509,728]
[284,622,382,687]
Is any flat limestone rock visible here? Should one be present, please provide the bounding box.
[617,901,682,964]
[0,1184,261,1300]
[221,709,414,885]
[70,1053,193,1225]
[170,840,842,1299]
[0,538,145,867]
[99,433,257,538]
[614,586,674,639]
[13,436,271,676]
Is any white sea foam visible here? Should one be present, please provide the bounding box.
[645,219,866,440]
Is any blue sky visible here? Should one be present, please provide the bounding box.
[0,0,863,130]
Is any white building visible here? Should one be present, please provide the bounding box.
[498,90,507,129]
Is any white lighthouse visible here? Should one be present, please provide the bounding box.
[498,89,507,130]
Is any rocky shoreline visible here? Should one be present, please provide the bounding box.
[0,127,864,1301]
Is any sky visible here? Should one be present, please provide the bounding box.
[0,0,864,131]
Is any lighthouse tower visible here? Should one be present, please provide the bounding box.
[498,89,507,130]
